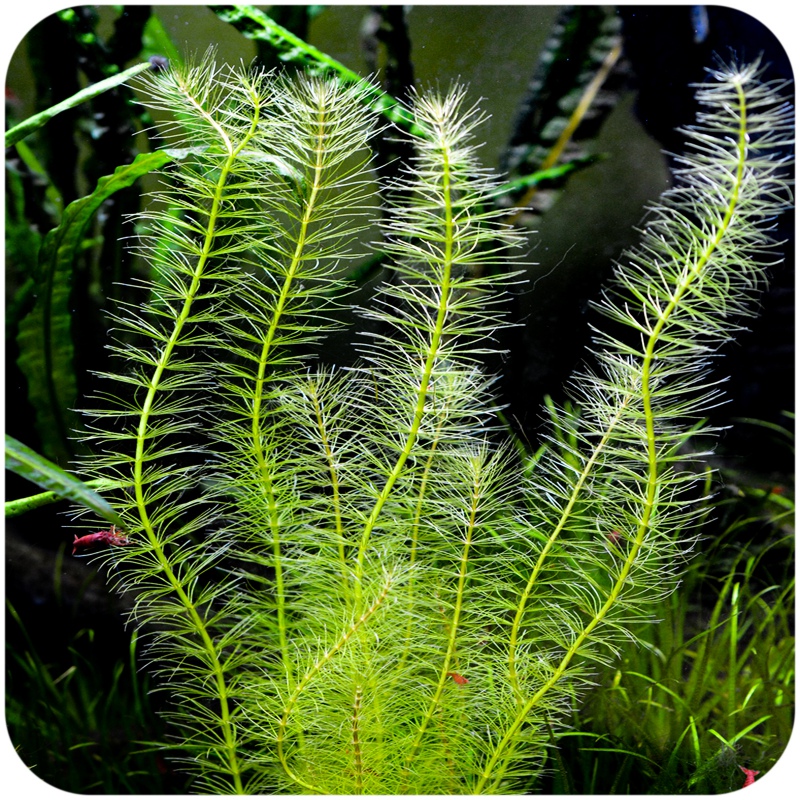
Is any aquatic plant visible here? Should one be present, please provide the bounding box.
[48,54,796,793]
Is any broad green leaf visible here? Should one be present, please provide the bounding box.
[211,3,363,77]
[16,150,174,463]
[10,137,64,215]
[4,435,122,524]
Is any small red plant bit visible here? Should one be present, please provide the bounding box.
[72,525,129,555]
[447,671,469,685]
[739,766,759,787]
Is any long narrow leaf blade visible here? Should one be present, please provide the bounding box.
[5,61,155,148]
[15,150,174,463]
[5,435,121,524]
[211,5,419,131]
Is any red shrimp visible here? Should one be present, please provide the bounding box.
[448,671,469,685]
[72,525,129,555]
[739,766,759,787]
[607,529,622,546]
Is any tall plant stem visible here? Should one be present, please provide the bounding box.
[507,395,631,704]
[476,71,750,796]
[353,137,456,609]
[131,76,266,795]
[399,458,481,785]
[276,577,394,791]
[248,94,332,683]
[397,419,445,670]
[307,379,350,587]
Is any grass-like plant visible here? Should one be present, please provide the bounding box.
[6,603,181,792]
[75,53,792,793]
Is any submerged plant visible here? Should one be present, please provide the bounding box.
[75,54,792,793]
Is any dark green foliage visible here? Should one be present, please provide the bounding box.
[15,150,171,464]
[6,602,188,793]
[500,5,626,216]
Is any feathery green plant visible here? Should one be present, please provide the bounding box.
[76,54,792,793]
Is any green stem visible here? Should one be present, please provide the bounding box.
[353,127,456,608]
[507,395,631,704]
[308,379,350,590]
[477,71,750,796]
[131,73,265,796]
[398,417,445,670]
[249,92,330,685]
[400,457,481,784]
[277,577,393,792]
[4,478,127,518]
[351,684,365,794]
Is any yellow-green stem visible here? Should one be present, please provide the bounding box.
[478,75,748,795]
[276,578,392,791]
[507,395,631,705]
[132,77,265,795]
[353,131,456,609]
[400,459,481,785]
[351,684,365,794]
[309,379,350,589]
[249,96,330,684]
[398,420,445,671]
